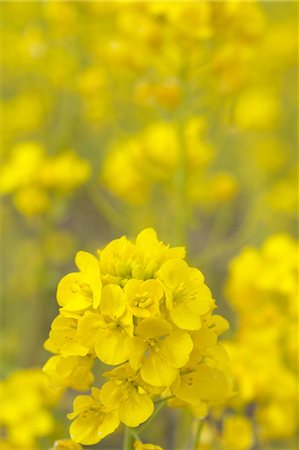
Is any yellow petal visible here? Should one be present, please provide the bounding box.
[141,352,177,387]
[119,386,154,427]
[136,228,157,249]
[173,364,230,404]
[100,381,122,410]
[157,259,189,288]
[57,273,86,307]
[169,303,201,330]
[60,342,89,358]
[95,329,129,365]
[127,336,147,371]
[161,331,193,368]
[77,312,105,349]
[75,251,102,309]
[61,295,92,312]
[135,318,172,339]
[69,416,100,445]
[101,284,126,318]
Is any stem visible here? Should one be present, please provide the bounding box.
[192,420,204,450]
[88,184,126,230]
[137,400,166,434]
[174,119,188,245]
[123,426,135,450]
[154,395,174,404]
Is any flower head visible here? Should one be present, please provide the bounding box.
[43,228,231,445]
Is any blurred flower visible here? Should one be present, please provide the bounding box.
[134,440,164,450]
[0,369,59,449]
[222,415,254,450]
[0,142,91,216]
[51,440,82,450]
[224,234,298,444]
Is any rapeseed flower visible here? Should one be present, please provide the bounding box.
[224,234,298,445]
[51,440,82,450]
[0,369,58,449]
[67,388,119,445]
[0,142,90,217]
[43,228,232,445]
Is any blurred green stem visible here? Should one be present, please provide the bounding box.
[175,409,193,450]
[88,184,126,230]
[174,119,188,245]
[191,420,204,450]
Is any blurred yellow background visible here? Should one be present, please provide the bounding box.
[0,2,297,450]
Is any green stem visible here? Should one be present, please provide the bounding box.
[123,425,135,450]
[122,393,171,448]
[154,395,174,404]
[137,400,166,435]
[192,420,204,450]
[174,119,188,245]
[88,184,126,230]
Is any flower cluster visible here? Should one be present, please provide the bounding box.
[224,234,298,446]
[101,119,237,207]
[0,141,90,216]
[43,228,232,445]
[0,369,59,450]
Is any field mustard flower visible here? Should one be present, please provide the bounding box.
[157,259,214,330]
[224,234,298,444]
[44,228,232,446]
[51,440,82,450]
[125,279,163,318]
[68,388,119,445]
[134,441,163,450]
[43,355,94,391]
[222,415,254,450]
[127,317,193,386]
[0,369,58,449]
[101,364,154,427]
[57,251,101,313]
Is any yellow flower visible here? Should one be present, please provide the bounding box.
[0,369,57,449]
[43,355,94,391]
[0,141,44,194]
[134,440,164,450]
[13,186,49,216]
[172,364,231,405]
[98,228,185,286]
[40,150,91,191]
[57,251,101,313]
[134,228,185,277]
[234,87,280,131]
[52,439,82,450]
[44,315,89,358]
[125,279,163,318]
[127,317,193,386]
[100,364,154,427]
[68,388,119,445]
[77,284,133,365]
[99,235,136,285]
[157,259,214,330]
[222,415,254,450]
[43,227,231,446]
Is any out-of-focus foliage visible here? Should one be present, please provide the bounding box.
[0,1,297,449]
